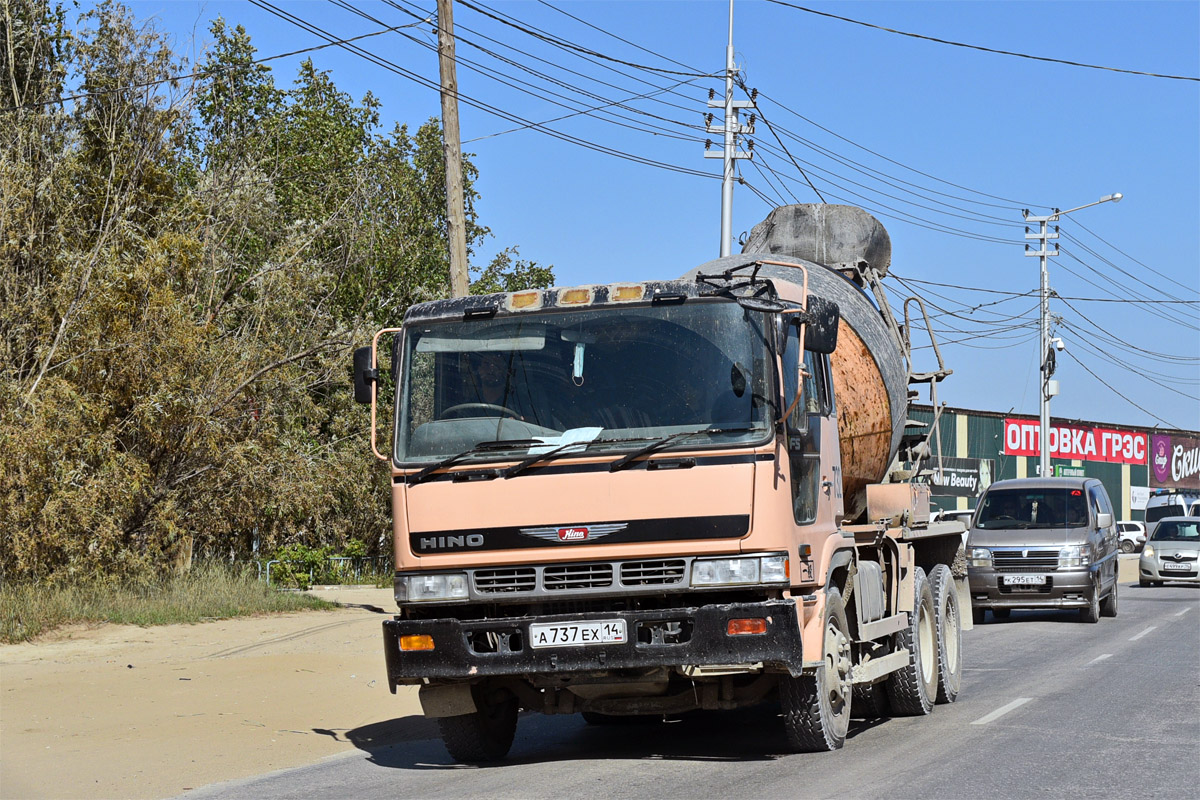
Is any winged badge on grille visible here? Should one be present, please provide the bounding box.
[519,523,628,543]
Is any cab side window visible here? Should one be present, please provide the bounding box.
[781,323,828,524]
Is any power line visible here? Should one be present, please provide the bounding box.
[0,19,430,114]
[1062,350,1183,429]
[247,1,717,180]
[764,1,1200,83]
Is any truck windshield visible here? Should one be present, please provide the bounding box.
[394,300,773,464]
[975,487,1090,529]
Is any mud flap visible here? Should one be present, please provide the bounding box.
[419,683,478,718]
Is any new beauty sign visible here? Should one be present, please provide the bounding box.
[1004,419,1148,465]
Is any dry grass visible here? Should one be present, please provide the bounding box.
[0,563,334,644]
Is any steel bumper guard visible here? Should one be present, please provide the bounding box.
[382,600,804,691]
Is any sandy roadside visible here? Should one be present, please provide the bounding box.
[0,588,426,800]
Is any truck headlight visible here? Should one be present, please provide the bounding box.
[968,548,992,567]
[1058,545,1090,568]
[396,572,469,603]
[692,555,789,587]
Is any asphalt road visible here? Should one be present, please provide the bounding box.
[183,581,1199,800]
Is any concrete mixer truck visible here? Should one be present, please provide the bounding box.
[353,205,965,762]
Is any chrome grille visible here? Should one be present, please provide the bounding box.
[474,567,536,593]
[992,549,1059,571]
[621,559,687,586]
[544,564,613,591]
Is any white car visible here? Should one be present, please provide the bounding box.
[1118,521,1147,553]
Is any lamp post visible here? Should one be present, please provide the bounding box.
[1023,193,1122,477]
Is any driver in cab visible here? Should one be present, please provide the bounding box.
[457,352,533,422]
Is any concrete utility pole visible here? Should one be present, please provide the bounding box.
[1023,192,1122,477]
[705,0,754,257]
[437,0,470,297]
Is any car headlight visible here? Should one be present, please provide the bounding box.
[968,548,992,567]
[396,572,469,603]
[1143,545,1155,559]
[692,555,789,587]
[1059,545,1090,568]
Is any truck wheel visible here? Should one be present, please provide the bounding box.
[581,711,660,726]
[1079,581,1101,623]
[886,566,937,716]
[437,683,518,763]
[929,564,962,704]
[851,681,889,720]
[1100,578,1119,617]
[781,586,852,751]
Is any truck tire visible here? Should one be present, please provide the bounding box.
[1079,580,1101,623]
[851,681,889,720]
[781,586,852,751]
[929,564,962,704]
[437,683,518,763]
[1100,577,1119,618]
[886,566,937,716]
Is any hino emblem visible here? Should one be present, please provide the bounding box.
[520,523,628,543]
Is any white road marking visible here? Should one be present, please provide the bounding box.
[1130,626,1157,641]
[1175,607,1192,617]
[971,697,1032,725]
[1084,654,1112,667]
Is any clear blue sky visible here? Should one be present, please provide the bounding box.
[120,1,1199,432]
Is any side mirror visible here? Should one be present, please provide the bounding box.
[802,296,840,354]
[1096,512,1113,529]
[353,346,375,404]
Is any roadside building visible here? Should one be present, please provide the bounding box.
[908,404,1200,522]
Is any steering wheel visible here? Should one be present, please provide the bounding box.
[441,403,522,420]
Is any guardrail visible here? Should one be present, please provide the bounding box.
[255,556,393,587]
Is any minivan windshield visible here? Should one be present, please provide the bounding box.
[1149,520,1200,542]
[394,300,773,464]
[975,487,1089,529]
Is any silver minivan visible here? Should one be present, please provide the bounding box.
[967,477,1119,623]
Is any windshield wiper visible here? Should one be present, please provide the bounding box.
[502,441,591,479]
[608,426,761,472]
[406,439,542,485]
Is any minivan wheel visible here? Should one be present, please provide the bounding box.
[1080,582,1101,623]
[972,607,985,626]
[1100,579,1118,618]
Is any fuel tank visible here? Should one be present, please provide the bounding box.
[683,205,907,522]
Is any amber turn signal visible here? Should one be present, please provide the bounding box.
[399,634,435,651]
[726,618,767,636]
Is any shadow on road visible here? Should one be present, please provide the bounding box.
[334,704,891,771]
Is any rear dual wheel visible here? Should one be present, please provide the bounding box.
[887,566,938,716]
[929,564,962,704]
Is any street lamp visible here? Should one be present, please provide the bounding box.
[1023,193,1123,477]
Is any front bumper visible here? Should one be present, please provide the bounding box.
[969,567,1096,609]
[1139,557,1199,582]
[382,600,803,690]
